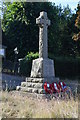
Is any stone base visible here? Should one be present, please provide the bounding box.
[26,77,59,84]
[17,77,59,94]
[30,58,55,78]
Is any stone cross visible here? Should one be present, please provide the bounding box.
[36,11,50,58]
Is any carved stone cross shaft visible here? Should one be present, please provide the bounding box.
[36,11,50,58]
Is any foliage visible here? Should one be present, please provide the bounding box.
[19,52,80,78]
[75,4,80,29]
[19,52,39,76]
[1,2,80,78]
[2,2,55,60]
[72,3,80,41]
[49,54,80,79]
[2,2,80,60]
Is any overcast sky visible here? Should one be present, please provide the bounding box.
[48,0,80,12]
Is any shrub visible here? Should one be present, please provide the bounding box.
[51,56,80,79]
[19,52,39,76]
[19,52,80,79]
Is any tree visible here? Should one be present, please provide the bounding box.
[2,2,79,60]
[72,3,80,41]
[2,2,60,60]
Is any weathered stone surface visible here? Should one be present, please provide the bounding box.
[30,11,55,78]
[16,86,21,91]
[21,87,28,92]
[34,83,43,88]
[21,82,27,87]
[27,82,43,88]
[32,88,38,93]
[38,89,45,94]
[30,58,43,77]
[21,87,32,92]
[31,58,55,78]
[27,88,32,93]
[33,78,43,83]
[26,77,59,83]
[26,78,44,83]
[27,83,32,87]
[26,78,33,82]
[32,79,40,83]
[36,11,50,58]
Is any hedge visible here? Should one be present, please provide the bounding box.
[19,52,39,76]
[19,52,80,79]
[53,57,80,79]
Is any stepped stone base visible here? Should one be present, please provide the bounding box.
[17,77,59,94]
[26,77,59,84]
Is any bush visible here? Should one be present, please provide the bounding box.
[19,52,39,76]
[50,56,80,79]
[19,52,80,79]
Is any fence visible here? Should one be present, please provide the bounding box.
[2,60,19,75]
[1,73,25,91]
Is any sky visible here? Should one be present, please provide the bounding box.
[49,0,80,13]
[0,0,80,15]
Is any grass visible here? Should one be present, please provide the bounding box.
[0,91,79,118]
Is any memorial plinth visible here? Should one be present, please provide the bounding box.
[18,11,59,94]
[31,58,55,78]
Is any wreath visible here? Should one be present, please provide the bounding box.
[44,82,53,94]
